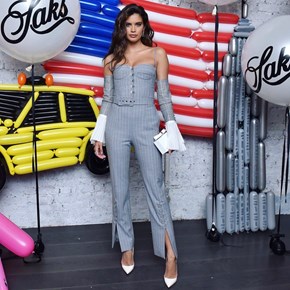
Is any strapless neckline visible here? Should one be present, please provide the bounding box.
[116,63,156,70]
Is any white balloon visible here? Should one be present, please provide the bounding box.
[241,15,290,107]
[0,0,80,64]
[198,0,239,6]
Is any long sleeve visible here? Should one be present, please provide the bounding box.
[100,75,114,115]
[90,113,107,143]
[156,79,175,122]
[166,120,186,151]
[157,79,186,152]
[90,75,114,144]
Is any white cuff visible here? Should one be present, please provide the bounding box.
[90,114,107,144]
[165,120,186,151]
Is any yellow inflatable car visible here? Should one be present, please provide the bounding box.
[0,79,109,190]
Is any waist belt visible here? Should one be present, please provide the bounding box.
[113,97,155,106]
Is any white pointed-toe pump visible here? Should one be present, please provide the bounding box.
[164,276,177,288]
[164,258,177,288]
[121,250,134,275]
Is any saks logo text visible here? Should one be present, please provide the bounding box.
[245,46,290,93]
[1,0,75,44]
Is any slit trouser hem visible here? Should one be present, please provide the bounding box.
[152,226,178,260]
[112,222,134,252]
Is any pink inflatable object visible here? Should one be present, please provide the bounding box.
[0,259,8,290]
[0,213,34,258]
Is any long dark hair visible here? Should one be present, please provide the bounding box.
[105,4,154,70]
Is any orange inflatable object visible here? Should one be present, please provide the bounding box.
[17,72,26,87]
[45,73,54,86]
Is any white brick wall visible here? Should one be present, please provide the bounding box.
[0,0,289,227]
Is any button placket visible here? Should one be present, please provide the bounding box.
[130,67,135,104]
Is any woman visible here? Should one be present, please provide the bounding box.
[90,4,185,288]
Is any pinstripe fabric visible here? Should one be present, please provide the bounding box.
[105,64,178,259]
[113,64,155,105]
[100,76,114,115]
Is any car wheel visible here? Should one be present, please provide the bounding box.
[85,144,109,175]
[0,160,7,191]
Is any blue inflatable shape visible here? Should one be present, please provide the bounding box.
[102,4,120,18]
[97,0,120,6]
[79,22,114,38]
[67,42,108,58]
[74,34,111,48]
[81,9,116,28]
[80,0,101,12]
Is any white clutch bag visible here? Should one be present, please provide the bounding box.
[153,129,169,154]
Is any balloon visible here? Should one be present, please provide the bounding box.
[18,72,26,86]
[45,73,54,86]
[0,0,81,64]
[0,213,34,257]
[241,15,290,106]
[198,0,239,5]
[0,259,8,290]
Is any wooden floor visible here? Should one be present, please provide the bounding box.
[2,216,290,290]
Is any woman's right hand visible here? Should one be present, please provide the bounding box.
[94,141,106,159]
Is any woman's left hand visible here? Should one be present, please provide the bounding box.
[94,141,106,159]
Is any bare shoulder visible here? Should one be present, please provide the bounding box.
[104,54,113,75]
[154,46,168,69]
[104,54,113,66]
[155,46,167,58]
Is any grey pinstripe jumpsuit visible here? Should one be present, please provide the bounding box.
[101,62,178,259]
